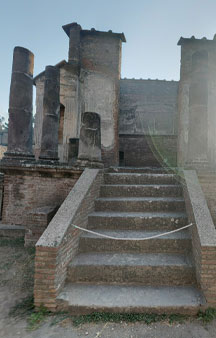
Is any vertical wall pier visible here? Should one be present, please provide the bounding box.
[177,36,216,170]
[39,66,60,161]
[4,46,34,161]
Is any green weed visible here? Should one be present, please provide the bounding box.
[198,308,216,323]
[27,305,50,330]
[71,312,188,326]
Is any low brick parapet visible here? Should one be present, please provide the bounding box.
[183,170,216,306]
[34,168,104,310]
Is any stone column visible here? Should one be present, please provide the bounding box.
[5,46,34,160]
[39,66,60,161]
[77,112,103,167]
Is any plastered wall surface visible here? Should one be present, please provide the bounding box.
[119,79,178,135]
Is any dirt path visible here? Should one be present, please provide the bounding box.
[0,239,216,338]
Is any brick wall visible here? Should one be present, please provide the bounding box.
[25,206,59,247]
[183,170,216,306]
[119,135,177,167]
[1,165,82,226]
[34,168,103,311]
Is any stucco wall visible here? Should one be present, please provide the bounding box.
[177,38,216,169]
[80,34,122,166]
[119,79,178,136]
[118,79,178,167]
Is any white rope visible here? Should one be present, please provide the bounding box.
[72,223,193,241]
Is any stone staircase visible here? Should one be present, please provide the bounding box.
[57,167,205,314]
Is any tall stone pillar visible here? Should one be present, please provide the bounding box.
[39,66,60,161]
[5,46,34,160]
[177,36,216,170]
[77,112,103,168]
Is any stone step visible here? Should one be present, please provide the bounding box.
[88,211,188,230]
[57,284,205,315]
[0,224,25,239]
[108,166,177,174]
[95,197,185,212]
[67,252,195,286]
[79,229,191,254]
[100,184,183,198]
[104,173,180,185]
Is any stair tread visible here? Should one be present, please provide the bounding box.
[89,211,187,218]
[101,184,182,187]
[0,224,25,230]
[109,166,174,170]
[70,252,193,267]
[57,284,205,308]
[96,197,184,202]
[106,173,176,176]
[81,229,190,240]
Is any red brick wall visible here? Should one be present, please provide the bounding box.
[2,167,82,226]
[183,170,216,306]
[34,169,103,311]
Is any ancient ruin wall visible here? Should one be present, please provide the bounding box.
[2,166,82,226]
[119,79,178,166]
[177,37,216,169]
[80,33,122,166]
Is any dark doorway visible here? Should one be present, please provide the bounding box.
[58,104,65,144]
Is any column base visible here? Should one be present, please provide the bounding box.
[38,157,59,165]
[2,152,35,164]
[76,158,104,169]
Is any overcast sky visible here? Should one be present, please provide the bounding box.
[1,0,216,119]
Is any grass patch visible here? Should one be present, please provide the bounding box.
[71,312,188,326]
[198,308,216,323]
[27,305,50,330]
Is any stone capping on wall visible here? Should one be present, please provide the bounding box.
[37,168,101,247]
[183,170,216,246]
[183,170,216,305]
[34,168,104,310]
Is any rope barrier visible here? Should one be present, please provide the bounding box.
[72,223,193,241]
